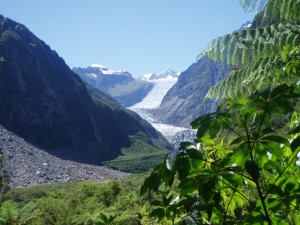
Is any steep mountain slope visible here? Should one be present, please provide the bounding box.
[73,65,153,107]
[0,15,170,166]
[153,56,230,127]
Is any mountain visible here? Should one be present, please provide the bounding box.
[153,56,230,127]
[73,64,134,92]
[73,65,153,107]
[140,68,180,81]
[0,15,170,166]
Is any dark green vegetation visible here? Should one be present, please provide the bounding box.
[142,0,300,224]
[0,15,170,165]
[103,138,168,173]
[0,175,156,225]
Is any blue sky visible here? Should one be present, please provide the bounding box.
[1,0,256,77]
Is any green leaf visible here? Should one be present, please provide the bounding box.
[99,213,108,223]
[260,140,284,159]
[149,208,165,221]
[140,172,159,196]
[264,160,282,174]
[178,178,199,195]
[166,154,177,172]
[187,149,203,160]
[181,210,202,225]
[231,144,249,166]
[234,207,243,219]
[162,195,173,206]
[209,120,221,138]
[231,136,247,145]
[223,172,244,187]
[284,182,295,194]
[268,185,285,197]
[291,136,300,152]
[187,149,203,169]
[289,125,300,134]
[150,200,162,206]
[176,156,190,180]
[270,84,291,98]
[245,159,260,182]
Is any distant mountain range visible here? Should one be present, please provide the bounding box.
[140,68,180,81]
[73,65,154,107]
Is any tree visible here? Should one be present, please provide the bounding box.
[199,0,300,99]
[141,0,300,224]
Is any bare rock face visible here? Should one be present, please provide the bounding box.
[0,125,129,188]
[153,56,230,127]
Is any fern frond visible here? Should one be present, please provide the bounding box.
[239,0,267,12]
[0,201,20,223]
[204,26,277,64]
[202,0,300,99]
[206,56,298,99]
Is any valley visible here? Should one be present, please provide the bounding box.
[1,0,300,223]
[75,65,197,149]
[128,75,196,149]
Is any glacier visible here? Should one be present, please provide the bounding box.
[128,71,196,150]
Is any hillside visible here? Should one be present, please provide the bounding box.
[0,15,170,171]
[153,55,230,128]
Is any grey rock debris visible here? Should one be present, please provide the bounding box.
[0,125,129,188]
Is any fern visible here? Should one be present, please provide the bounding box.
[238,0,267,12]
[0,201,19,224]
[201,0,300,99]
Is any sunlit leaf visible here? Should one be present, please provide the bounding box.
[166,154,177,172]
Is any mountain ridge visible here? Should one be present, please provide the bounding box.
[0,15,170,167]
[153,56,230,127]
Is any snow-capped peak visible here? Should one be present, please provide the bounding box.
[159,68,180,79]
[140,68,180,81]
[88,64,132,77]
[90,64,108,70]
[240,21,252,30]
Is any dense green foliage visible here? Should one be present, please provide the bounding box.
[141,81,300,224]
[0,175,156,225]
[142,0,300,224]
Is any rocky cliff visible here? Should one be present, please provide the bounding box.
[153,56,230,127]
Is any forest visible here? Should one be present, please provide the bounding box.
[1,0,300,224]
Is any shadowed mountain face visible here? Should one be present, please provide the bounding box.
[0,15,170,163]
[153,56,230,127]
